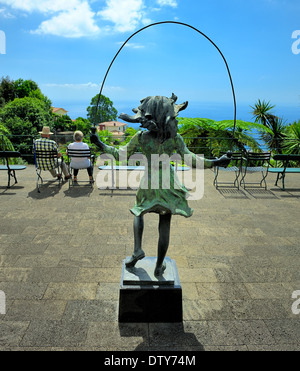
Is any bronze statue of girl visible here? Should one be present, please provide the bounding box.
[90,94,231,276]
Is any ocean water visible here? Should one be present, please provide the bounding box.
[59,100,300,126]
[57,99,299,151]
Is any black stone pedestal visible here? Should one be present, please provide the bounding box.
[118,257,182,323]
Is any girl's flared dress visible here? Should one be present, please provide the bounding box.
[102,131,211,218]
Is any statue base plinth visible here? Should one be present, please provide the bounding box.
[118,257,182,323]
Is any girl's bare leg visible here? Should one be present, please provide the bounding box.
[155,213,172,276]
[125,215,145,268]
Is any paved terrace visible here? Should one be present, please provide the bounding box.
[0,165,300,351]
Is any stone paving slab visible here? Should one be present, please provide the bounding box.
[0,165,300,350]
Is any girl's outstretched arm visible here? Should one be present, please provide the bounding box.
[175,134,231,169]
[90,127,141,161]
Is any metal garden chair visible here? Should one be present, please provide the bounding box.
[67,147,95,188]
[33,142,63,193]
[240,152,271,190]
[213,152,243,189]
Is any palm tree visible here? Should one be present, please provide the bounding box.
[260,116,286,154]
[250,99,275,126]
[283,120,300,163]
[250,99,286,153]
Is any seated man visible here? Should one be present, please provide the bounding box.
[35,126,71,180]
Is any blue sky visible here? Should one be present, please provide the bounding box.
[0,0,300,122]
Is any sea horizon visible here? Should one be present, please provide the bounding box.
[54,99,300,127]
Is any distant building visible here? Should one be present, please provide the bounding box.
[52,107,68,116]
[98,121,127,139]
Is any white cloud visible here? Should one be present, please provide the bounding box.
[43,82,123,92]
[0,0,80,13]
[32,2,100,38]
[156,0,178,7]
[44,82,100,88]
[97,0,146,32]
[0,0,179,38]
[0,7,14,18]
[0,0,100,38]
[117,41,145,49]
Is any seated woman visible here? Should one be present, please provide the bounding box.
[67,130,94,183]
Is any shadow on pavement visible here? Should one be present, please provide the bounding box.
[63,186,93,198]
[27,183,62,199]
[119,322,205,351]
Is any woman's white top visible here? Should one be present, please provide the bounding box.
[68,141,91,169]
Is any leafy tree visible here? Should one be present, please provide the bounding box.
[1,97,53,131]
[97,129,114,145]
[0,76,16,107]
[178,118,215,157]
[0,123,14,151]
[0,97,53,161]
[178,117,268,157]
[52,115,92,135]
[14,78,38,99]
[73,117,91,135]
[14,78,52,109]
[87,94,118,125]
[0,76,52,109]
[29,88,52,110]
[52,114,74,132]
[208,119,267,156]
[125,126,138,136]
[123,126,138,144]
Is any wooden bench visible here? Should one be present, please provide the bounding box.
[0,151,27,188]
[268,154,300,190]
